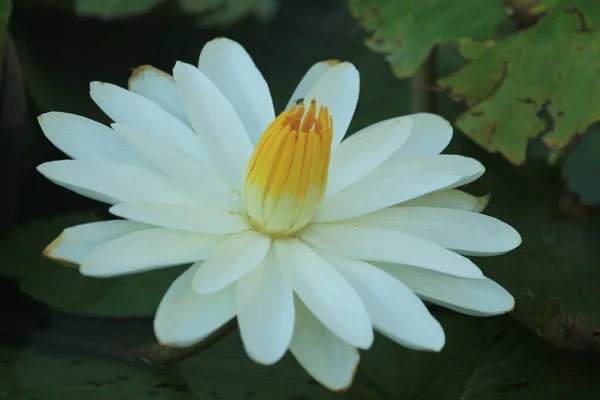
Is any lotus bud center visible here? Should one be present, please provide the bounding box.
[242,99,333,237]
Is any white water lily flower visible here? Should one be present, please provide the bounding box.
[37,37,521,391]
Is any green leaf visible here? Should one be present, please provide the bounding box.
[4,303,599,399]
[561,125,600,205]
[182,314,600,399]
[349,0,508,78]
[75,0,163,18]
[439,0,600,164]
[5,346,197,399]
[460,319,600,399]
[179,335,343,399]
[6,305,600,399]
[358,314,600,399]
[0,213,184,318]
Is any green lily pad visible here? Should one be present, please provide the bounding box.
[0,213,185,318]
[359,313,600,400]
[459,319,599,399]
[0,341,197,400]
[353,0,600,168]
[9,307,598,400]
[179,334,342,399]
[439,0,600,164]
[349,0,508,78]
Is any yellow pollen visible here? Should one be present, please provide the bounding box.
[243,99,333,236]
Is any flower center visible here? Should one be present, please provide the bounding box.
[242,99,333,237]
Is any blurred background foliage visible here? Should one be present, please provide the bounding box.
[1,0,600,398]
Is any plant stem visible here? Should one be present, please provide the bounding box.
[410,48,438,114]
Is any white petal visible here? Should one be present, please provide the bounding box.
[89,82,207,160]
[274,239,373,349]
[80,228,226,277]
[128,65,191,126]
[112,123,239,209]
[301,224,483,279]
[192,231,271,294]
[44,220,151,265]
[320,251,444,351]
[316,173,459,223]
[290,299,359,392]
[198,38,275,145]
[236,248,294,365]
[350,207,521,256]
[173,61,254,188]
[109,203,249,234]
[285,61,338,110]
[399,189,490,213]
[154,265,236,347]
[326,116,413,195]
[37,160,198,205]
[376,155,485,189]
[38,112,154,169]
[391,113,453,157]
[376,262,515,316]
[303,62,359,150]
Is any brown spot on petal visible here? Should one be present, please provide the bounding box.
[128,65,173,90]
[42,232,63,257]
[42,233,79,268]
[323,59,340,66]
[335,350,360,394]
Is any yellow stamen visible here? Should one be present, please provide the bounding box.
[243,100,333,236]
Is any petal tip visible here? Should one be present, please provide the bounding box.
[420,318,446,352]
[173,60,193,73]
[37,113,48,124]
[77,263,95,277]
[323,59,340,66]
[128,65,172,88]
[42,233,79,268]
[338,61,359,75]
[505,294,516,313]
[89,81,103,91]
[515,231,523,247]
[474,193,491,213]
[333,352,360,393]
[430,331,446,353]
[357,328,375,350]
[42,233,63,258]
[37,111,63,128]
[246,350,286,367]
[209,37,237,45]
[36,161,53,175]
